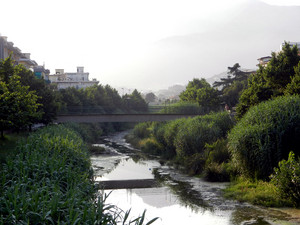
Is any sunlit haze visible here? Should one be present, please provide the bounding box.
[1,0,300,91]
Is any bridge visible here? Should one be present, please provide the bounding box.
[55,113,199,123]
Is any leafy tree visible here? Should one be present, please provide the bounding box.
[0,75,40,138]
[16,65,59,124]
[123,89,148,112]
[59,87,83,113]
[180,78,220,112]
[213,63,250,91]
[222,80,248,107]
[180,78,210,102]
[196,87,220,111]
[145,92,156,103]
[285,61,300,95]
[236,42,300,119]
[0,57,41,137]
[0,55,14,83]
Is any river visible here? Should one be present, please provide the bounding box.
[91,131,300,225]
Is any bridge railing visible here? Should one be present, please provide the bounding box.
[57,105,206,115]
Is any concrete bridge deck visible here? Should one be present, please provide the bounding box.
[55,114,198,123]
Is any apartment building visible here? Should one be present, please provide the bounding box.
[48,67,99,89]
[0,35,38,69]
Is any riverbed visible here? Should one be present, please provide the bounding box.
[91,131,300,225]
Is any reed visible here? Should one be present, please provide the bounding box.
[0,125,157,224]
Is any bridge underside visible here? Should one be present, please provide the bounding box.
[55,114,198,123]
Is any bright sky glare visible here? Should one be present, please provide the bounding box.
[1,0,300,91]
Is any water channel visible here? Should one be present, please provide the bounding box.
[91,131,300,225]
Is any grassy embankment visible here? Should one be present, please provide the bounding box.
[0,124,157,224]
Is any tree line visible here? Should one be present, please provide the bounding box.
[0,56,147,138]
[177,42,300,118]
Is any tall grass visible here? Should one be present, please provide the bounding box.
[127,112,234,178]
[0,125,157,224]
[228,95,300,179]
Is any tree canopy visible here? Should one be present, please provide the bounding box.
[0,57,40,138]
[236,42,300,119]
[180,78,220,112]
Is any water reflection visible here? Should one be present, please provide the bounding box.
[92,132,298,225]
[102,188,231,225]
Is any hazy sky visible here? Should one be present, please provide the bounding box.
[1,0,300,91]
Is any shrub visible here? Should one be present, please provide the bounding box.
[204,139,230,165]
[203,163,230,182]
[162,118,186,159]
[140,138,163,155]
[132,122,151,139]
[174,117,221,158]
[61,122,128,143]
[152,122,166,146]
[184,153,206,175]
[271,151,300,207]
[228,95,300,179]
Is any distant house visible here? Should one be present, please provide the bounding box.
[0,35,50,80]
[280,42,300,55]
[0,35,38,69]
[257,56,272,67]
[48,67,99,89]
[34,66,50,81]
[257,42,300,68]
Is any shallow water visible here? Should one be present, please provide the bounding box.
[91,131,300,225]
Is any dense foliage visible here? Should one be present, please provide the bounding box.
[59,87,147,114]
[271,152,300,207]
[17,65,59,125]
[236,43,300,119]
[228,95,300,179]
[179,78,221,112]
[0,125,157,224]
[0,57,40,138]
[0,55,147,137]
[213,63,252,108]
[127,112,234,178]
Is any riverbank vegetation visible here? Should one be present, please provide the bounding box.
[127,43,300,209]
[126,111,234,180]
[0,125,157,224]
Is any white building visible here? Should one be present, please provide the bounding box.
[49,66,99,89]
[280,42,300,53]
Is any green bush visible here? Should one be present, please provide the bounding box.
[132,122,152,139]
[203,163,230,182]
[63,122,103,143]
[271,151,300,207]
[140,138,163,155]
[205,139,230,165]
[152,122,166,146]
[184,153,206,175]
[162,118,185,158]
[174,116,222,158]
[228,95,300,179]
